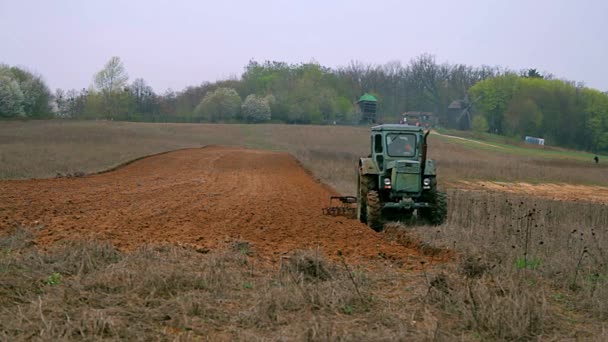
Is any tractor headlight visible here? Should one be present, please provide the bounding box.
[423,178,432,189]
[383,177,392,189]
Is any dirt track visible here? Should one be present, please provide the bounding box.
[0,146,430,265]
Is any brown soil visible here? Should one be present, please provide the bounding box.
[455,180,608,205]
[0,146,430,267]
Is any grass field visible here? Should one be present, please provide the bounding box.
[435,128,607,161]
[1,120,608,340]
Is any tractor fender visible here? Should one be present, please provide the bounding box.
[424,159,436,176]
[359,157,380,175]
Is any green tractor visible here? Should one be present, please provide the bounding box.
[357,124,447,230]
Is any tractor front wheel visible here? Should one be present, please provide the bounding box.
[418,189,447,225]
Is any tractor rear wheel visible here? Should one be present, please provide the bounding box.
[357,174,374,224]
[366,190,383,231]
[418,189,447,225]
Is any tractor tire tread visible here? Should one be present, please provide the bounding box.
[367,190,383,231]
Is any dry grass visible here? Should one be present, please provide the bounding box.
[0,121,242,179]
[2,220,605,340]
[398,190,608,339]
[1,121,607,192]
[0,229,444,341]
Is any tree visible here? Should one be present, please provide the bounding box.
[93,56,130,119]
[469,73,520,133]
[61,88,89,119]
[467,73,608,152]
[94,57,129,93]
[524,68,543,79]
[54,89,68,118]
[471,115,489,133]
[129,78,158,121]
[408,54,444,114]
[9,67,53,118]
[0,64,52,118]
[159,88,178,120]
[241,94,271,122]
[504,97,542,136]
[0,73,25,118]
[584,88,608,151]
[193,87,241,122]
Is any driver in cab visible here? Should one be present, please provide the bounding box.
[388,135,413,156]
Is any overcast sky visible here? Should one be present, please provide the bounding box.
[1,0,606,92]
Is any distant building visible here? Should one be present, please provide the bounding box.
[400,111,436,128]
[357,93,377,124]
[446,100,471,130]
[525,136,545,145]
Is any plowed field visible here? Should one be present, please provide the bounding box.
[0,146,428,266]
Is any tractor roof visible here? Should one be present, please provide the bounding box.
[371,124,424,133]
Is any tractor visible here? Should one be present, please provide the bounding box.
[357,124,447,230]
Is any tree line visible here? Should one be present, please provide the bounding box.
[2,55,502,124]
[0,64,53,119]
[1,56,607,152]
[470,73,608,151]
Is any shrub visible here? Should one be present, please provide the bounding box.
[193,87,241,122]
[241,94,271,123]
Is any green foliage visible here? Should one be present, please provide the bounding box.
[194,87,241,122]
[129,78,158,121]
[45,272,62,286]
[45,54,606,153]
[504,97,542,136]
[93,57,130,119]
[341,304,354,315]
[0,73,25,118]
[471,74,608,152]
[515,258,541,270]
[515,258,542,270]
[0,64,52,119]
[49,55,502,125]
[471,115,489,133]
[584,88,608,151]
[469,73,520,133]
[524,68,543,79]
[83,89,104,119]
[241,61,351,124]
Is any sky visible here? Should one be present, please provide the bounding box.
[1,0,607,92]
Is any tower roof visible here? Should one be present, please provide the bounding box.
[357,93,377,103]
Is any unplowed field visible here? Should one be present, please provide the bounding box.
[0,146,429,266]
[457,180,608,205]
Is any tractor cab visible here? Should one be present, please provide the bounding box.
[369,124,434,196]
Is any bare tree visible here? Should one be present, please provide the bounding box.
[93,57,129,118]
[94,56,129,93]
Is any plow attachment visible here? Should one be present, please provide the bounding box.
[322,196,357,219]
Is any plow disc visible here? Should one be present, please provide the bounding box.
[322,196,357,219]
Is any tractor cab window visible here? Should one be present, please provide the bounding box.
[374,134,383,153]
[386,133,416,157]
